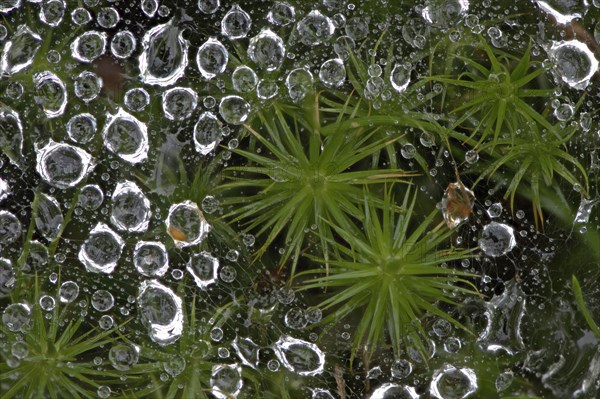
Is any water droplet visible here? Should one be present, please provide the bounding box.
[486,203,503,218]
[39,294,55,311]
[97,7,120,29]
[110,180,151,232]
[141,0,159,17]
[219,95,250,125]
[232,65,258,93]
[549,40,598,90]
[369,383,420,399]
[232,336,259,369]
[187,251,219,289]
[0,24,41,75]
[535,0,584,24]
[35,193,63,241]
[33,71,67,118]
[11,341,29,359]
[248,29,286,72]
[163,355,186,377]
[193,112,223,155]
[74,71,103,103]
[111,30,136,59]
[268,2,295,26]
[422,0,469,29]
[40,0,65,27]
[97,385,111,399]
[0,257,15,296]
[71,31,107,63]
[201,195,220,214]
[78,184,104,211]
[286,68,313,103]
[78,222,124,274]
[92,290,114,312]
[390,64,411,93]
[124,88,150,112]
[430,364,477,399]
[554,103,574,121]
[134,241,169,277]
[284,307,307,329]
[102,108,149,164]
[297,10,335,46]
[162,87,197,120]
[109,343,139,371]
[0,211,20,247]
[0,0,21,13]
[138,280,183,345]
[221,5,251,40]
[401,143,416,159]
[166,200,210,247]
[196,37,228,80]
[71,7,92,25]
[465,149,478,164]
[36,140,93,189]
[2,303,31,332]
[319,58,345,88]
[273,335,325,376]
[219,265,237,283]
[0,107,24,165]
[139,20,189,86]
[99,314,114,330]
[256,79,279,100]
[441,181,474,229]
[495,371,513,392]
[67,113,97,144]
[479,222,516,257]
[59,280,80,303]
[391,359,413,379]
[198,0,219,14]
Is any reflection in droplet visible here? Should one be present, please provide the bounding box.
[71,31,107,63]
[139,20,188,86]
[248,29,286,71]
[137,280,183,345]
[198,0,220,14]
[0,107,24,165]
[59,281,79,303]
[78,222,124,274]
[78,184,104,211]
[33,71,68,118]
[67,113,97,144]
[162,87,197,120]
[74,71,103,103]
[441,181,474,229]
[211,363,243,399]
[422,0,469,29]
[479,222,516,257]
[111,31,136,59]
[109,343,139,371]
[549,40,599,90]
[319,58,345,88]
[219,95,250,125]
[134,241,169,277]
[35,193,63,241]
[166,200,210,247]
[39,0,65,27]
[187,251,219,289]
[102,108,149,164]
[194,112,223,155]
[297,10,335,46]
[286,68,314,103]
[273,335,325,376]
[430,364,477,399]
[232,65,258,93]
[0,24,41,75]
[196,37,228,80]
[91,290,114,312]
[0,257,15,297]
[232,336,259,369]
[268,2,295,26]
[390,64,411,93]
[36,140,93,189]
[221,5,251,40]
[2,303,31,332]
[110,180,151,232]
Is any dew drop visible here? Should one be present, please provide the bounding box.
[430,364,477,399]
[297,10,335,46]
[36,141,93,189]
[137,280,183,345]
[33,71,67,118]
[221,5,251,40]
[139,20,189,86]
[109,343,139,371]
[78,223,124,274]
[196,38,228,80]
[71,31,107,63]
[162,87,197,120]
[248,29,286,72]
[479,222,516,257]
[166,200,210,247]
[187,251,219,289]
[273,335,325,376]
[0,24,41,75]
[102,108,149,164]
[134,241,169,277]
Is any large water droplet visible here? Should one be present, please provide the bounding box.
[0,24,41,75]
[273,335,325,376]
[67,113,97,144]
[0,107,23,166]
[248,29,286,71]
[478,222,516,257]
[139,20,189,86]
[0,0,21,14]
[297,10,335,46]
[33,71,67,118]
[187,251,219,289]
[430,364,477,399]
[109,343,139,371]
[390,64,411,93]
[196,37,228,80]
[221,5,251,40]
[111,30,136,59]
[194,111,223,155]
[166,200,210,247]
[102,108,149,164]
[137,280,183,345]
[286,68,314,103]
[162,87,197,120]
[0,257,15,297]
[39,0,65,27]
[441,181,474,229]
[422,0,469,29]
[91,289,114,312]
[0,210,20,247]
[267,2,295,26]
[71,31,107,63]
[535,0,585,25]
[219,95,250,125]
[232,65,257,93]
[211,364,243,399]
[78,184,104,211]
[549,40,598,90]
[134,241,169,277]
[198,0,220,14]
[59,281,79,303]
[369,383,420,399]
[110,180,151,232]
[232,336,259,369]
[35,193,63,241]
[74,71,103,103]
[78,222,124,274]
[2,303,31,332]
[36,140,93,189]
[319,58,345,88]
